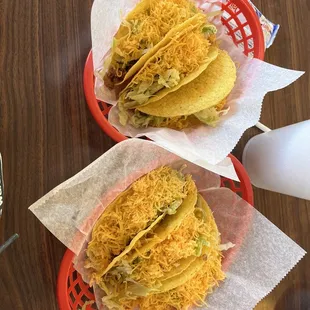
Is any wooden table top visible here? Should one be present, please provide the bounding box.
[0,1,309,309]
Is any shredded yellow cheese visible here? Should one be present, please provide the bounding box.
[131,212,204,286]
[100,196,224,310]
[86,167,224,310]
[85,166,188,283]
[129,18,211,86]
[113,0,198,71]
[113,195,224,310]
[126,253,225,310]
[121,213,224,310]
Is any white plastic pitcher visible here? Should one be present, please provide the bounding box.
[243,120,310,200]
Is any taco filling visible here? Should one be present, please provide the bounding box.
[102,0,199,89]
[85,166,190,283]
[118,49,236,129]
[118,17,217,109]
[124,99,229,129]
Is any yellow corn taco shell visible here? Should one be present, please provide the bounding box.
[100,193,223,310]
[127,176,197,263]
[103,0,200,90]
[127,194,217,288]
[108,194,222,304]
[158,256,206,292]
[157,255,197,282]
[118,14,218,109]
[142,194,218,283]
[85,166,189,283]
[154,194,221,291]
[137,49,236,117]
[99,212,165,277]
[100,176,197,277]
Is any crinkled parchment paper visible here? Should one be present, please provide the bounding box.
[29,139,306,310]
[91,0,304,165]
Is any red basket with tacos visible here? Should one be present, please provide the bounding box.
[57,153,253,310]
[84,0,264,142]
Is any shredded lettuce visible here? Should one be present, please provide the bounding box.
[219,242,235,251]
[127,110,189,129]
[138,81,152,93]
[126,93,150,105]
[191,5,198,13]
[194,207,206,221]
[125,82,164,107]
[129,110,166,128]
[131,19,141,35]
[195,235,210,256]
[124,69,180,107]
[142,43,154,55]
[125,279,155,297]
[202,24,217,35]
[110,260,133,277]
[166,199,183,215]
[158,69,180,88]
[112,37,118,50]
[194,106,229,127]
[101,295,123,310]
[119,105,229,128]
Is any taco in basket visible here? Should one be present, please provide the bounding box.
[102,0,201,90]
[85,166,194,284]
[118,13,218,112]
[121,49,237,130]
[99,176,197,278]
[99,194,224,310]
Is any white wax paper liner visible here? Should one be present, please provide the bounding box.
[91,0,304,166]
[202,188,305,310]
[29,139,306,310]
[29,139,221,255]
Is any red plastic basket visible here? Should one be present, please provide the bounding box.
[57,154,254,310]
[83,0,264,142]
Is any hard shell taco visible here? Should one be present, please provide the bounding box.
[85,166,192,283]
[98,195,224,310]
[123,49,237,129]
[117,13,218,112]
[102,0,201,91]
[99,176,198,278]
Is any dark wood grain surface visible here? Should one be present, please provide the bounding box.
[0,0,309,309]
